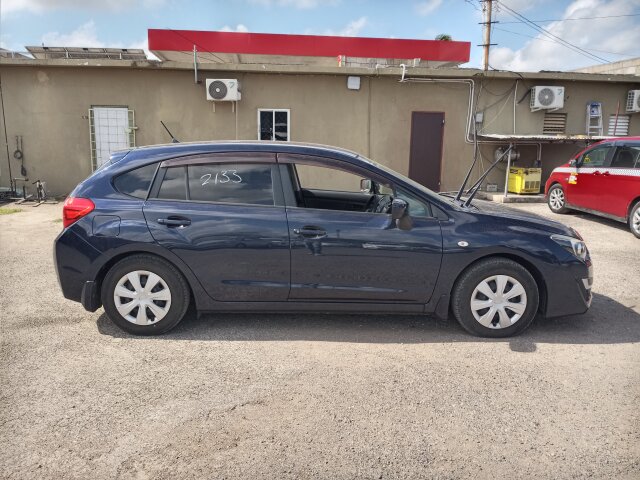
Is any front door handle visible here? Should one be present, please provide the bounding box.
[593,171,602,176]
[601,171,610,176]
[158,217,191,228]
[293,226,327,238]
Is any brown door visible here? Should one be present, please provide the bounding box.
[408,112,444,192]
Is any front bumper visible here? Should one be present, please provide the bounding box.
[545,260,593,318]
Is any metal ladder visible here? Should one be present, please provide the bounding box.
[586,102,603,136]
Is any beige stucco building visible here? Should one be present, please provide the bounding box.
[1,50,639,197]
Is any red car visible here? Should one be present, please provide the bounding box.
[545,137,640,238]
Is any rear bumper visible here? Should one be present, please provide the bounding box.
[54,227,103,305]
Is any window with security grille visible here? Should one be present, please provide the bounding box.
[258,109,289,141]
[89,106,135,170]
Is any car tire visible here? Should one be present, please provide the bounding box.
[630,202,640,239]
[451,258,539,338]
[101,254,190,335]
[547,184,569,214]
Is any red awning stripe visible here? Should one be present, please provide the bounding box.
[148,29,470,62]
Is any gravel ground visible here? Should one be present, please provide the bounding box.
[1,202,639,479]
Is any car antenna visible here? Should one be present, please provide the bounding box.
[454,121,481,203]
[160,121,180,143]
[463,144,514,207]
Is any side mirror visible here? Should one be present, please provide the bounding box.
[360,179,373,192]
[391,198,408,220]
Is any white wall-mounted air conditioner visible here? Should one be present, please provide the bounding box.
[530,86,565,111]
[626,90,640,113]
[206,79,241,101]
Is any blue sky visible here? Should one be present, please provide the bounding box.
[1,0,639,71]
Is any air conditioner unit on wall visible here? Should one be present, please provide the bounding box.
[626,90,640,113]
[530,86,565,111]
[206,79,241,101]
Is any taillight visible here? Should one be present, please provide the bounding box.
[62,197,95,228]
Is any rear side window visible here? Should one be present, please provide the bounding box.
[157,167,187,200]
[113,163,158,199]
[187,163,274,206]
[610,145,640,169]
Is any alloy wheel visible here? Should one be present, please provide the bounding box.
[633,208,640,235]
[549,188,564,211]
[113,270,172,325]
[470,275,528,329]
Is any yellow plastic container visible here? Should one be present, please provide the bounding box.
[507,167,542,194]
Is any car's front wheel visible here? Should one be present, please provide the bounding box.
[451,258,539,338]
[548,184,569,214]
[630,202,640,239]
[101,255,190,335]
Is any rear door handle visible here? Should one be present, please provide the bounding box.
[601,171,610,176]
[593,171,602,176]
[293,226,327,238]
[157,217,191,228]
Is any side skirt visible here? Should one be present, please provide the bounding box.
[565,203,626,223]
[199,301,426,315]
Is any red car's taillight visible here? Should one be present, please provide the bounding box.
[62,197,95,228]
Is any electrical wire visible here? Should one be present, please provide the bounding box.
[497,1,611,64]
[166,29,227,64]
[493,26,638,58]
[464,0,482,12]
[498,13,640,24]
[479,87,514,134]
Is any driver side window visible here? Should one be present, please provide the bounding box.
[282,157,394,214]
[295,164,365,193]
[579,145,612,167]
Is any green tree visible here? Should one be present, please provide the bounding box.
[435,34,452,41]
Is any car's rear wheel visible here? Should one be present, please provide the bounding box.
[452,258,539,338]
[630,202,640,239]
[102,255,190,335]
[548,184,568,214]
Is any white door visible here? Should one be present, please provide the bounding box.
[89,107,134,169]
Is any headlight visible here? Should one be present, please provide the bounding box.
[551,234,588,262]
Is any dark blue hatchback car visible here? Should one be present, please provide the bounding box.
[55,141,593,337]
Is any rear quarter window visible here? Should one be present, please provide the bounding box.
[113,163,158,199]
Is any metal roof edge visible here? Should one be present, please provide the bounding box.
[1,57,639,83]
[477,133,640,142]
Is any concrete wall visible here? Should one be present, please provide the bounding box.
[574,58,640,76]
[0,63,638,196]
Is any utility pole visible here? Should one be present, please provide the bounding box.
[479,0,496,71]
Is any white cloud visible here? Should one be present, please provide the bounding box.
[324,16,368,37]
[498,0,549,11]
[490,0,640,72]
[2,0,165,14]
[415,0,442,15]
[249,0,338,8]
[220,24,249,33]
[41,21,105,47]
